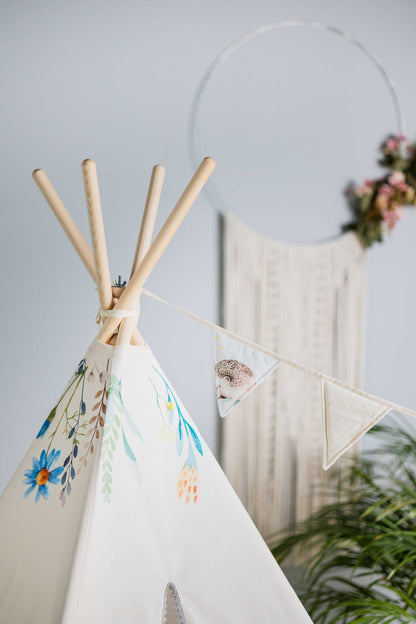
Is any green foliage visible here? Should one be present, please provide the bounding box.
[271,420,416,623]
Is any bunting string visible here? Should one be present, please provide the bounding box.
[141,288,416,420]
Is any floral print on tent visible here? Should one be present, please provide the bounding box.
[101,374,143,503]
[23,356,202,506]
[23,449,64,503]
[36,359,88,441]
[23,358,111,506]
[149,367,203,504]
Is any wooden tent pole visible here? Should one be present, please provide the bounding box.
[81,159,113,312]
[32,167,144,344]
[131,165,165,278]
[32,169,96,282]
[117,164,165,346]
[96,156,215,344]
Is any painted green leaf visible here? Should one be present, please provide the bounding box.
[122,430,136,463]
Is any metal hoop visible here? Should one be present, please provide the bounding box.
[188,20,407,213]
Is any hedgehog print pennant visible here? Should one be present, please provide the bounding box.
[214,331,279,417]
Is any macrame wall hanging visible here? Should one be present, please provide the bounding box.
[189,21,406,541]
[222,215,366,536]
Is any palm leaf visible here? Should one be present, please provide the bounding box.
[271,418,416,623]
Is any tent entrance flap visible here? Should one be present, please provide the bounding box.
[162,583,187,624]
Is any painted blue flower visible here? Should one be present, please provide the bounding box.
[23,449,64,503]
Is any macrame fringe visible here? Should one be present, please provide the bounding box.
[221,213,367,541]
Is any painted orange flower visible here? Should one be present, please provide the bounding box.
[177,464,199,504]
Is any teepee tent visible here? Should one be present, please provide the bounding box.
[0,158,312,624]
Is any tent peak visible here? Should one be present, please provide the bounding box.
[32,158,215,346]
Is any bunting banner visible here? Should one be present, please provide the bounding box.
[141,290,416,471]
[214,331,279,417]
[322,380,391,470]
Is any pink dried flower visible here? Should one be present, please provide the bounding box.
[382,205,403,232]
[388,171,405,187]
[356,181,374,198]
[385,138,399,152]
[379,183,393,197]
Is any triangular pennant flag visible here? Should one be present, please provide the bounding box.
[214,330,279,417]
[322,380,391,469]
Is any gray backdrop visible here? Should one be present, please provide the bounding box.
[1,0,415,493]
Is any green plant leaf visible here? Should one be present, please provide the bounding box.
[271,418,416,623]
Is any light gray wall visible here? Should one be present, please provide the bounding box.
[1,0,415,493]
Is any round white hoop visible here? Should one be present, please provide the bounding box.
[188,20,406,213]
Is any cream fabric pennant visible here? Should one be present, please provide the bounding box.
[214,330,279,417]
[322,380,391,469]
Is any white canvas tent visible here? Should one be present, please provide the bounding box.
[0,158,313,623]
